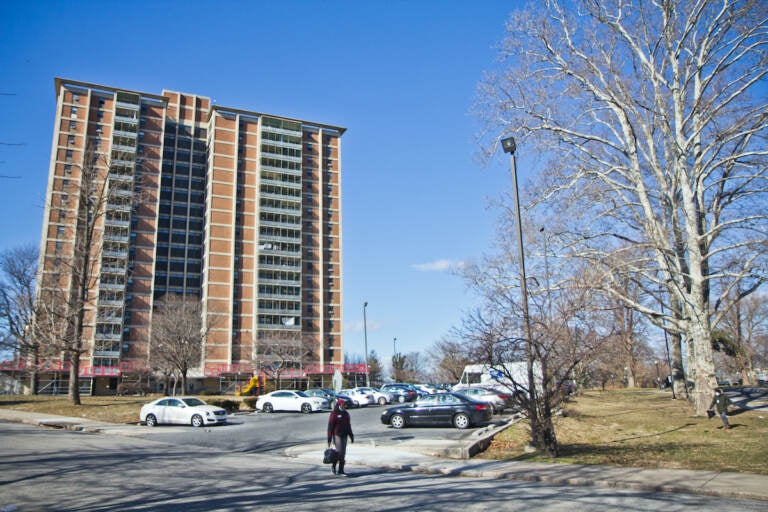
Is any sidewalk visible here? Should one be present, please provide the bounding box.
[2,408,767,502]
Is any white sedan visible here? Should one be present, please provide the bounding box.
[140,396,227,427]
[255,390,329,413]
[353,386,392,405]
[340,388,374,407]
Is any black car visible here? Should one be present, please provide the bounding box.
[380,383,420,403]
[380,392,492,429]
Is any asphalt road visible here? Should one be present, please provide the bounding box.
[125,404,488,455]
[2,421,767,512]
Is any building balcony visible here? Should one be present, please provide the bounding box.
[261,191,301,203]
[98,299,123,307]
[261,205,301,216]
[257,307,301,316]
[113,129,138,138]
[94,332,122,341]
[99,281,126,291]
[109,172,134,183]
[259,262,301,271]
[113,113,138,124]
[106,202,132,212]
[93,350,121,358]
[258,292,301,300]
[257,278,301,287]
[260,177,302,190]
[103,233,129,243]
[115,100,139,111]
[112,143,136,153]
[102,248,129,258]
[104,218,130,229]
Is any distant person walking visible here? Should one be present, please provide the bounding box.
[709,388,732,429]
[327,399,354,476]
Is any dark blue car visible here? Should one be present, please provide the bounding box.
[380,392,492,429]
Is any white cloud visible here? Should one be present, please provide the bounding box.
[345,319,382,333]
[410,259,465,272]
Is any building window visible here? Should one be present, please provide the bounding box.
[69,120,77,130]
[72,94,80,103]
[68,135,75,145]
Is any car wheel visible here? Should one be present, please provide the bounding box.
[191,414,204,427]
[390,414,406,429]
[397,395,406,403]
[262,403,273,413]
[353,400,360,408]
[453,413,471,429]
[378,397,387,405]
[145,414,157,427]
[301,403,312,414]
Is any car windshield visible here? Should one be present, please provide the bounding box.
[295,391,309,397]
[181,397,206,407]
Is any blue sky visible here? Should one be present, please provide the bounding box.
[0,1,520,365]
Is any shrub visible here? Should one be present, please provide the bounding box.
[207,399,240,413]
[242,397,258,410]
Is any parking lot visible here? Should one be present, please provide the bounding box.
[128,401,513,456]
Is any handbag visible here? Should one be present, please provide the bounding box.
[323,447,338,464]
[707,409,715,419]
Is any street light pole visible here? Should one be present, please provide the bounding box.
[501,136,538,412]
[363,301,370,387]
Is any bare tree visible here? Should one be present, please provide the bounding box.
[400,351,428,383]
[256,333,313,389]
[475,0,768,414]
[458,252,610,456]
[0,245,40,392]
[148,294,208,395]
[717,292,768,384]
[34,144,117,405]
[427,334,476,385]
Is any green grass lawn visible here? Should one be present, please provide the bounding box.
[479,389,768,475]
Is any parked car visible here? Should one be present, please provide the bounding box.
[304,388,335,400]
[456,387,507,414]
[304,388,352,408]
[334,394,355,408]
[140,396,227,427]
[380,383,419,403]
[414,384,438,395]
[340,388,374,407]
[255,390,329,413]
[380,392,492,429]
[354,386,393,405]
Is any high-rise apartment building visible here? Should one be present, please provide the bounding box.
[34,78,347,395]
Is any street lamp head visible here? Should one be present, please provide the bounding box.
[501,136,517,155]
[364,301,368,308]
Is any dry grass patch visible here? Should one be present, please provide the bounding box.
[0,395,148,424]
[480,389,768,475]
[0,394,248,423]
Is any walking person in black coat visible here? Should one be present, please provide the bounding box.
[709,388,733,429]
[327,399,354,475]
